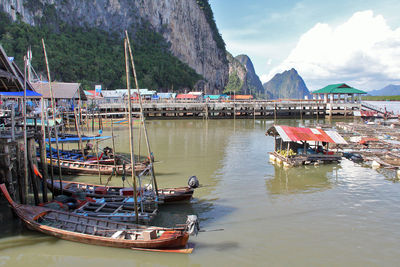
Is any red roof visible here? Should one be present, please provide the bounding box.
[359,138,380,144]
[176,94,198,99]
[266,125,347,144]
[231,95,254,100]
[86,90,103,98]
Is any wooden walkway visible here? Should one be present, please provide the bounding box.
[91,100,364,120]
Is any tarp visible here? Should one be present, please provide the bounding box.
[0,90,42,97]
[45,135,112,143]
[267,125,347,144]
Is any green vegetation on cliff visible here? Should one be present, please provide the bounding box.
[224,71,243,93]
[0,11,202,91]
[196,0,226,51]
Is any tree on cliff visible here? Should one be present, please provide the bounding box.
[224,71,243,93]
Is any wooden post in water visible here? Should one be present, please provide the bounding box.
[45,100,55,199]
[300,101,303,121]
[23,55,28,204]
[42,39,63,194]
[16,143,25,203]
[74,107,86,160]
[125,31,159,196]
[110,115,117,177]
[95,140,102,184]
[40,97,48,202]
[11,108,15,141]
[86,106,89,132]
[124,37,140,224]
[28,138,40,205]
[91,102,94,132]
[137,114,142,164]
[4,144,16,200]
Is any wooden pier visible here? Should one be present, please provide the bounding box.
[93,100,363,120]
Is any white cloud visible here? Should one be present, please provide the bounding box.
[265,10,400,91]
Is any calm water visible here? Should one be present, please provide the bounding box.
[364,101,400,114]
[1,119,400,266]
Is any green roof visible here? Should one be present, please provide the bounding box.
[312,83,367,94]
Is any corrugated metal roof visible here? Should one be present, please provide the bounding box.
[312,83,366,94]
[266,125,347,144]
[231,95,254,100]
[176,94,199,99]
[102,90,121,98]
[0,45,35,92]
[157,93,175,99]
[32,82,86,100]
[204,95,221,100]
[115,89,156,96]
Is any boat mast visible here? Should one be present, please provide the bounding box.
[22,53,28,204]
[125,31,159,197]
[42,39,63,194]
[124,37,140,224]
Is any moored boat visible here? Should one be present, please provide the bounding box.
[45,178,195,203]
[42,157,147,176]
[41,194,158,223]
[0,184,194,252]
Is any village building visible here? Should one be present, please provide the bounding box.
[32,82,86,111]
[311,83,367,103]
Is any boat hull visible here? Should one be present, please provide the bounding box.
[47,180,194,203]
[1,184,190,250]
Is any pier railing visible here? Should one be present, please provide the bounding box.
[90,99,362,119]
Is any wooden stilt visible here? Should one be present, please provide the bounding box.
[28,138,40,205]
[39,98,48,202]
[23,54,29,204]
[45,101,55,199]
[74,107,86,160]
[95,140,102,184]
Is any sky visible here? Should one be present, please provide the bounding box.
[209,0,400,91]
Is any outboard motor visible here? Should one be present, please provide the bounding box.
[186,215,200,236]
[188,176,199,188]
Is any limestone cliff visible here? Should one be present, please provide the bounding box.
[226,52,264,95]
[235,54,264,96]
[263,68,311,99]
[0,0,228,93]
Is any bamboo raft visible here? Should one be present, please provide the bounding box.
[0,184,193,252]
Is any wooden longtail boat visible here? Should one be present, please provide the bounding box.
[47,179,195,203]
[0,184,193,252]
[39,147,149,176]
[41,157,147,176]
[43,196,158,223]
[73,201,157,223]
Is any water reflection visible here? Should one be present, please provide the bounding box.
[0,202,24,238]
[266,164,340,195]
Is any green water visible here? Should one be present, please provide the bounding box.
[1,119,400,266]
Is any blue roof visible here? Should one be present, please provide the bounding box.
[0,90,42,97]
[45,135,112,143]
[157,93,173,99]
